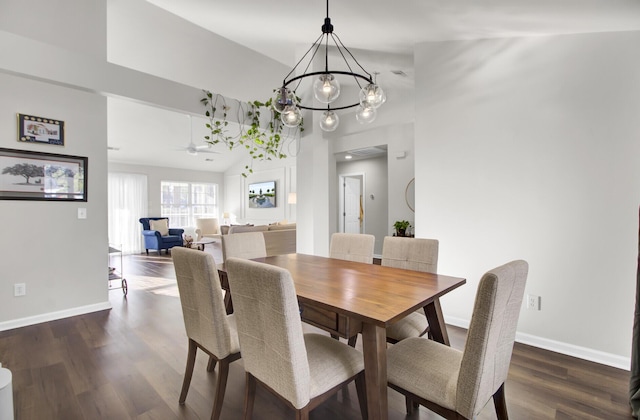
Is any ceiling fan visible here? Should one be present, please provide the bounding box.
[175,115,221,156]
[180,141,219,156]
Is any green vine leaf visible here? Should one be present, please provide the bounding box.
[201,89,302,177]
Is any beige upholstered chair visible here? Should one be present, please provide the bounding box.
[171,247,241,420]
[387,260,529,420]
[221,231,266,262]
[225,257,367,419]
[195,218,221,241]
[383,236,439,343]
[329,233,375,264]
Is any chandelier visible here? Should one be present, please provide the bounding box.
[273,0,386,132]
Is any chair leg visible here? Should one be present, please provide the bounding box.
[330,333,339,340]
[244,373,257,420]
[179,339,198,404]
[404,396,419,414]
[145,249,149,255]
[210,358,231,420]
[347,335,358,347]
[207,355,217,372]
[493,383,509,420]
[354,371,368,420]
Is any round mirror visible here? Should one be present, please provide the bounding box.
[405,177,415,212]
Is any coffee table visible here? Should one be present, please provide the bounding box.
[192,238,216,251]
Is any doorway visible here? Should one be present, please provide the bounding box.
[339,174,364,234]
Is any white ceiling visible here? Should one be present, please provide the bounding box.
[148,0,640,65]
[107,98,248,172]
[110,0,640,172]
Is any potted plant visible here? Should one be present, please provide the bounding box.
[393,220,411,237]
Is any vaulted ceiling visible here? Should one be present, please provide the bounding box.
[108,0,640,172]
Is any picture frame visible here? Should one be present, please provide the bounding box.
[17,113,65,146]
[248,180,276,208]
[0,147,87,201]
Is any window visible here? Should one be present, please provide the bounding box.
[108,173,148,254]
[161,181,218,227]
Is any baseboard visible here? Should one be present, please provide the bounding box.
[0,301,112,332]
[445,315,631,371]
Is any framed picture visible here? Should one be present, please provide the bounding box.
[17,113,65,146]
[0,147,87,201]
[248,180,276,208]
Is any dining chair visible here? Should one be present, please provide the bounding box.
[225,257,368,419]
[329,233,375,264]
[382,236,439,343]
[221,231,267,262]
[386,260,529,420]
[328,233,375,345]
[171,247,241,420]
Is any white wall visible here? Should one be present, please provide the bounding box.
[107,0,289,103]
[0,0,106,59]
[0,73,109,329]
[415,31,640,367]
[223,155,297,226]
[0,0,110,329]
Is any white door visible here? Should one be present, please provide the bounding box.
[344,176,362,233]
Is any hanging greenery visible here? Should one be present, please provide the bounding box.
[200,90,302,177]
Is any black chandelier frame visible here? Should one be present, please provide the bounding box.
[278,1,375,112]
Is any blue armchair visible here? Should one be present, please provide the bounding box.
[139,217,184,255]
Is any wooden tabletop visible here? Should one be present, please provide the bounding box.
[249,253,466,327]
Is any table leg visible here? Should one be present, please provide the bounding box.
[361,323,388,420]
[424,298,450,345]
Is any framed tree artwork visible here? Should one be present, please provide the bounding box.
[0,147,87,201]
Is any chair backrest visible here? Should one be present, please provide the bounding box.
[221,231,267,262]
[225,257,311,409]
[139,217,169,231]
[381,236,439,273]
[171,247,235,359]
[329,233,375,264]
[195,218,220,235]
[456,260,529,419]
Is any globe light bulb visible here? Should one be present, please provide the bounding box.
[313,74,340,104]
[280,105,303,127]
[272,87,296,112]
[359,83,386,109]
[319,110,339,132]
[356,105,376,124]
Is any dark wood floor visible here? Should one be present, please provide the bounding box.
[0,244,634,419]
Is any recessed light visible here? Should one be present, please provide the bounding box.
[107,146,120,151]
[345,155,352,160]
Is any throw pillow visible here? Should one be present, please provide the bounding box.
[150,219,169,236]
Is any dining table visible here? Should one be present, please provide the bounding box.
[218,253,466,420]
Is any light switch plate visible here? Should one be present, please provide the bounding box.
[78,208,87,219]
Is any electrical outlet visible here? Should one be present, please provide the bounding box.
[14,283,26,297]
[526,294,540,310]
